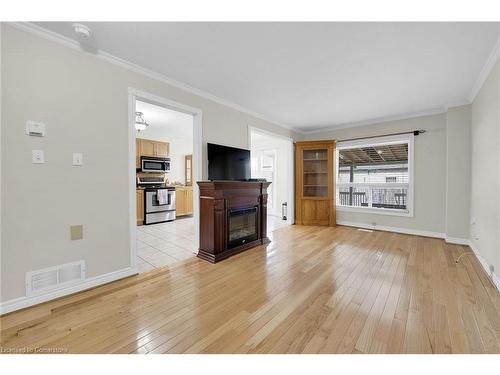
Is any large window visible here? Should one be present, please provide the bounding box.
[336,134,414,216]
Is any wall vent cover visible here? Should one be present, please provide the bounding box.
[26,260,86,296]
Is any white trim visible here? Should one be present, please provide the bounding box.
[248,125,295,225]
[128,92,138,273]
[469,31,500,102]
[0,267,136,315]
[337,182,409,189]
[336,133,414,218]
[443,100,472,112]
[468,241,500,292]
[10,22,500,136]
[303,108,445,134]
[9,22,298,135]
[336,205,412,217]
[444,237,470,246]
[336,220,444,239]
[337,133,414,149]
[128,88,203,254]
[286,136,295,225]
[0,23,3,307]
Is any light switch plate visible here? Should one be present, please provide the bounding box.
[32,150,45,164]
[73,153,83,166]
[70,225,83,240]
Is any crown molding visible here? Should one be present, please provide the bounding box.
[469,31,500,102]
[9,22,301,135]
[301,107,446,135]
[9,22,495,137]
[443,100,472,112]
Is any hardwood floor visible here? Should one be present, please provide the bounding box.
[1,225,499,354]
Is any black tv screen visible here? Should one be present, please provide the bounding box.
[208,143,251,181]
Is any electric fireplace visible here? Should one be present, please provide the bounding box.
[197,180,271,263]
[228,207,258,249]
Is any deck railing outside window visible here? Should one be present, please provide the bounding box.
[336,137,412,214]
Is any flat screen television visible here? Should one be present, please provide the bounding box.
[208,143,251,181]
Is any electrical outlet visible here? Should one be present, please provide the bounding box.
[70,225,83,240]
[32,150,45,164]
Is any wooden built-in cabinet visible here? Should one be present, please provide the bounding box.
[136,189,144,226]
[136,138,170,168]
[176,186,193,217]
[295,140,336,226]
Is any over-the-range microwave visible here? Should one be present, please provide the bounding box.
[141,156,171,173]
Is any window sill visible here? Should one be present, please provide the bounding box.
[336,205,413,217]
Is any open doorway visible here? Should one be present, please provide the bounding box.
[249,127,294,231]
[128,89,202,274]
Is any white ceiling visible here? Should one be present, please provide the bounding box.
[35,22,500,132]
[135,100,193,141]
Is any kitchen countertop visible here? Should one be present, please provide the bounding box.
[136,185,192,190]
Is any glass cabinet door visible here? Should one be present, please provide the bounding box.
[185,155,193,186]
[302,149,328,197]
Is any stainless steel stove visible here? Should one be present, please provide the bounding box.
[137,176,176,224]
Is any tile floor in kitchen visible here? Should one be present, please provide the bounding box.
[136,215,289,273]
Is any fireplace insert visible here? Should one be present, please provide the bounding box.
[227,207,258,249]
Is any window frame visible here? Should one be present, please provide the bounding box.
[335,133,414,217]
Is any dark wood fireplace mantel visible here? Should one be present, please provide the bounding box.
[197,180,271,263]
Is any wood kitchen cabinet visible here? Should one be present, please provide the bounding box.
[185,154,193,186]
[140,139,156,157]
[185,188,193,214]
[136,189,144,226]
[135,138,170,168]
[155,142,169,158]
[176,186,193,217]
[135,139,142,168]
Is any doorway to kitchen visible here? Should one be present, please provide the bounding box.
[249,127,294,232]
[128,89,202,274]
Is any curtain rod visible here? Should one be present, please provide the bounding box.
[337,129,426,143]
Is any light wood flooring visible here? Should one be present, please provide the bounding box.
[1,225,499,354]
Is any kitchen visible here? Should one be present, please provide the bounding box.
[134,100,195,273]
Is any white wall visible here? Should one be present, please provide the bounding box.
[305,113,448,236]
[445,105,471,241]
[470,59,500,280]
[0,24,301,306]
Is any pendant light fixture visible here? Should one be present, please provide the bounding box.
[135,111,149,132]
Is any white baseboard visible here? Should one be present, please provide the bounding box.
[336,220,445,239]
[0,266,138,315]
[468,241,500,292]
[445,236,470,245]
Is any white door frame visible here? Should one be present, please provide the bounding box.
[128,88,203,272]
[247,126,295,225]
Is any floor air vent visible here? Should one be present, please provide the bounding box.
[26,260,86,296]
